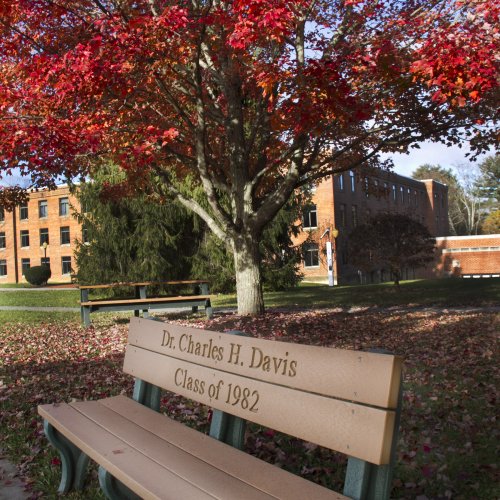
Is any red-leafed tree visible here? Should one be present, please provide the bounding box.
[0,1,498,314]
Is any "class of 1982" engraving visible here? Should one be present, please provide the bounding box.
[174,368,260,413]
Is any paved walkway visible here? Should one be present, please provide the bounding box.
[0,453,29,500]
[0,286,77,291]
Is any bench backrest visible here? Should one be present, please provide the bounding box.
[124,317,402,466]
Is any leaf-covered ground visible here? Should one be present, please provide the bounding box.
[0,309,498,499]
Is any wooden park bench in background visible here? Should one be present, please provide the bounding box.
[39,317,403,500]
[79,280,212,326]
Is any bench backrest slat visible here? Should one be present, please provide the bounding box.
[124,318,402,465]
[127,318,402,408]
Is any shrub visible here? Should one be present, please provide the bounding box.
[24,265,52,286]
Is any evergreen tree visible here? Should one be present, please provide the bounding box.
[73,166,201,285]
[476,155,500,206]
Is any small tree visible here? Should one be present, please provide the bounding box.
[348,214,435,286]
[481,210,500,234]
[24,265,51,286]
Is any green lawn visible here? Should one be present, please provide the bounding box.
[0,278,498,311]
[0,310,81,324]
[0,282,72,288]
[0,290,80,307]
[213,278,500,309]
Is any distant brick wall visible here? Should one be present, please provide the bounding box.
[0,185,81,283]
[430,235,500,277]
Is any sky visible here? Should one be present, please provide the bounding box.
[386,141,495,178]
[1,141,496,187]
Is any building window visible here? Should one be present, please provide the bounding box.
[352,205,358,227]
[40,228,49,246]
[60,226,70,245]
[0,259,6,277]
[303,205,318,229]
[21,258,30,275]
[414,190,418,207]
[365,208,371,220]
[20,230,29,248]
[39,200,48,218]
[0,232,5,249]
[59,197,70,216]
[364,178,369,198]
[338,173,344,191]
[350,171,355,192]
[392,185,396,202]
[41,257,51,268]
[341,244,348,265]
[20,203,28,220]
[339,204,346,227]
[304,244,319,268]
[61,256,72,275]
[0,207,4,222]
[400,186,404,203]
[82,226,89,244]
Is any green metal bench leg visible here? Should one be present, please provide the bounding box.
[133,378,161,412]
[98,467,141,500]
[43,420,90,493]
[209,409,246,449]
[205,299,213,319]
[209,330,246,448]
[137,285,149,318]
[82,306,91,327]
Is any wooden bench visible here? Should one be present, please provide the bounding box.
[79,280,213,326]
[38,317,403,499]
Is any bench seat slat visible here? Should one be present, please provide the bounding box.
[38,402,216,500]
[67,400,276,500]
[124,346,396,465]
[81,296,210,306]
[40,397,346,500]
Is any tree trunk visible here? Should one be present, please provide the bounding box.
[232,234,265,316]
[393,269,401,288]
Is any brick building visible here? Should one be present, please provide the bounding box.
[0,185,82,283]
[432,234,500,278]
[2,179,496,286]
[294,170,449,284]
